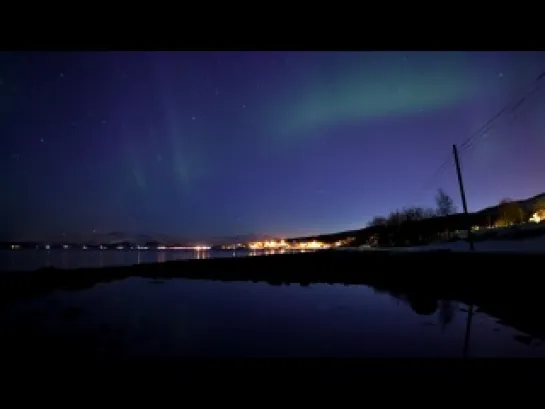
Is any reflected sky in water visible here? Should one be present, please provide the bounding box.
[0,249,301,273]
[0,249,256,272]
[1,278,543,358]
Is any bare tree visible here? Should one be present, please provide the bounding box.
[368,216,388,227]
[435,189,456,217]
[381,207,436,226]
[422,207,437,219]
[497,199,525,225]
[401,206,436,221]
[387,210,405,225]
[401,207,423,222]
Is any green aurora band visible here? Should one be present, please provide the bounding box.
[264,52,482,141]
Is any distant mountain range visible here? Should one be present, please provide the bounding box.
[4,231,280,246]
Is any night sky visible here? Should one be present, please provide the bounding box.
[2,51,544,242]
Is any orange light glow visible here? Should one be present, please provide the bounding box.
[530,209,544,223]
[246,239,330,250]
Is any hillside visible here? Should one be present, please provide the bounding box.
[475,192,545,218]
[287,192,545,246]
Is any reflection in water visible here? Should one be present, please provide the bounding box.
[392,293,476,355]
[60,251,68,269]
[157,251,167,263]
[2,249,303,272]
[45,250,52,268]
[438,300,456,330]
[463,304,475,358]
[407,294,437,316]
[2,278,543,358]
[1,250,541,356]
[400,294,485,357]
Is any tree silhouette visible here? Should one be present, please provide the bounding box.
[438,300,455,331]
[387,210,404,225]
[497,199,525,225]
[407,294,437,315]
[533,197,545,214]
[368,216,388,227]
[401,206,435,221]
[435,189,456,217]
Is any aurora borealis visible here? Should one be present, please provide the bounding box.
[2,51,545,241]
[262,52,477,140]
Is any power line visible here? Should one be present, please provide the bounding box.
[459,79,544,159]
[459,71,545,154]
[416,67,545,202]
[421,155,453,193]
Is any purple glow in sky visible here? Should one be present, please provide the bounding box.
[2,51,544,241]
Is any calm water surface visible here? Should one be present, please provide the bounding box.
[1,278,543,358]
[0,249,280,272]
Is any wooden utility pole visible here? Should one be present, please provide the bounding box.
[453,144,475,357]
[462,303,475,357]
[452,144,474,251]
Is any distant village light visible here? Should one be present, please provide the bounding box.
[530,210,544,223]
[245,239,329,251]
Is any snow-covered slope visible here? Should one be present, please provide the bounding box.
[408,235,545,253]
[339,234,545,254]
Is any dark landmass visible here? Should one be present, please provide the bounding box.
[288,192,545,247]
[0,242,154,250]
[1,232,277,249]
[3,193,543,250]
[1,250,545,344]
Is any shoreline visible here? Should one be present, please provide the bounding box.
[2,249,545,341]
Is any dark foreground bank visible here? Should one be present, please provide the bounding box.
[2,249,545,341]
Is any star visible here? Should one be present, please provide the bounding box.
[498,72,504,78]
[241,104,246,109]
[191,116,197,121]
[59,72,65,78]
[40,138,44,143]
